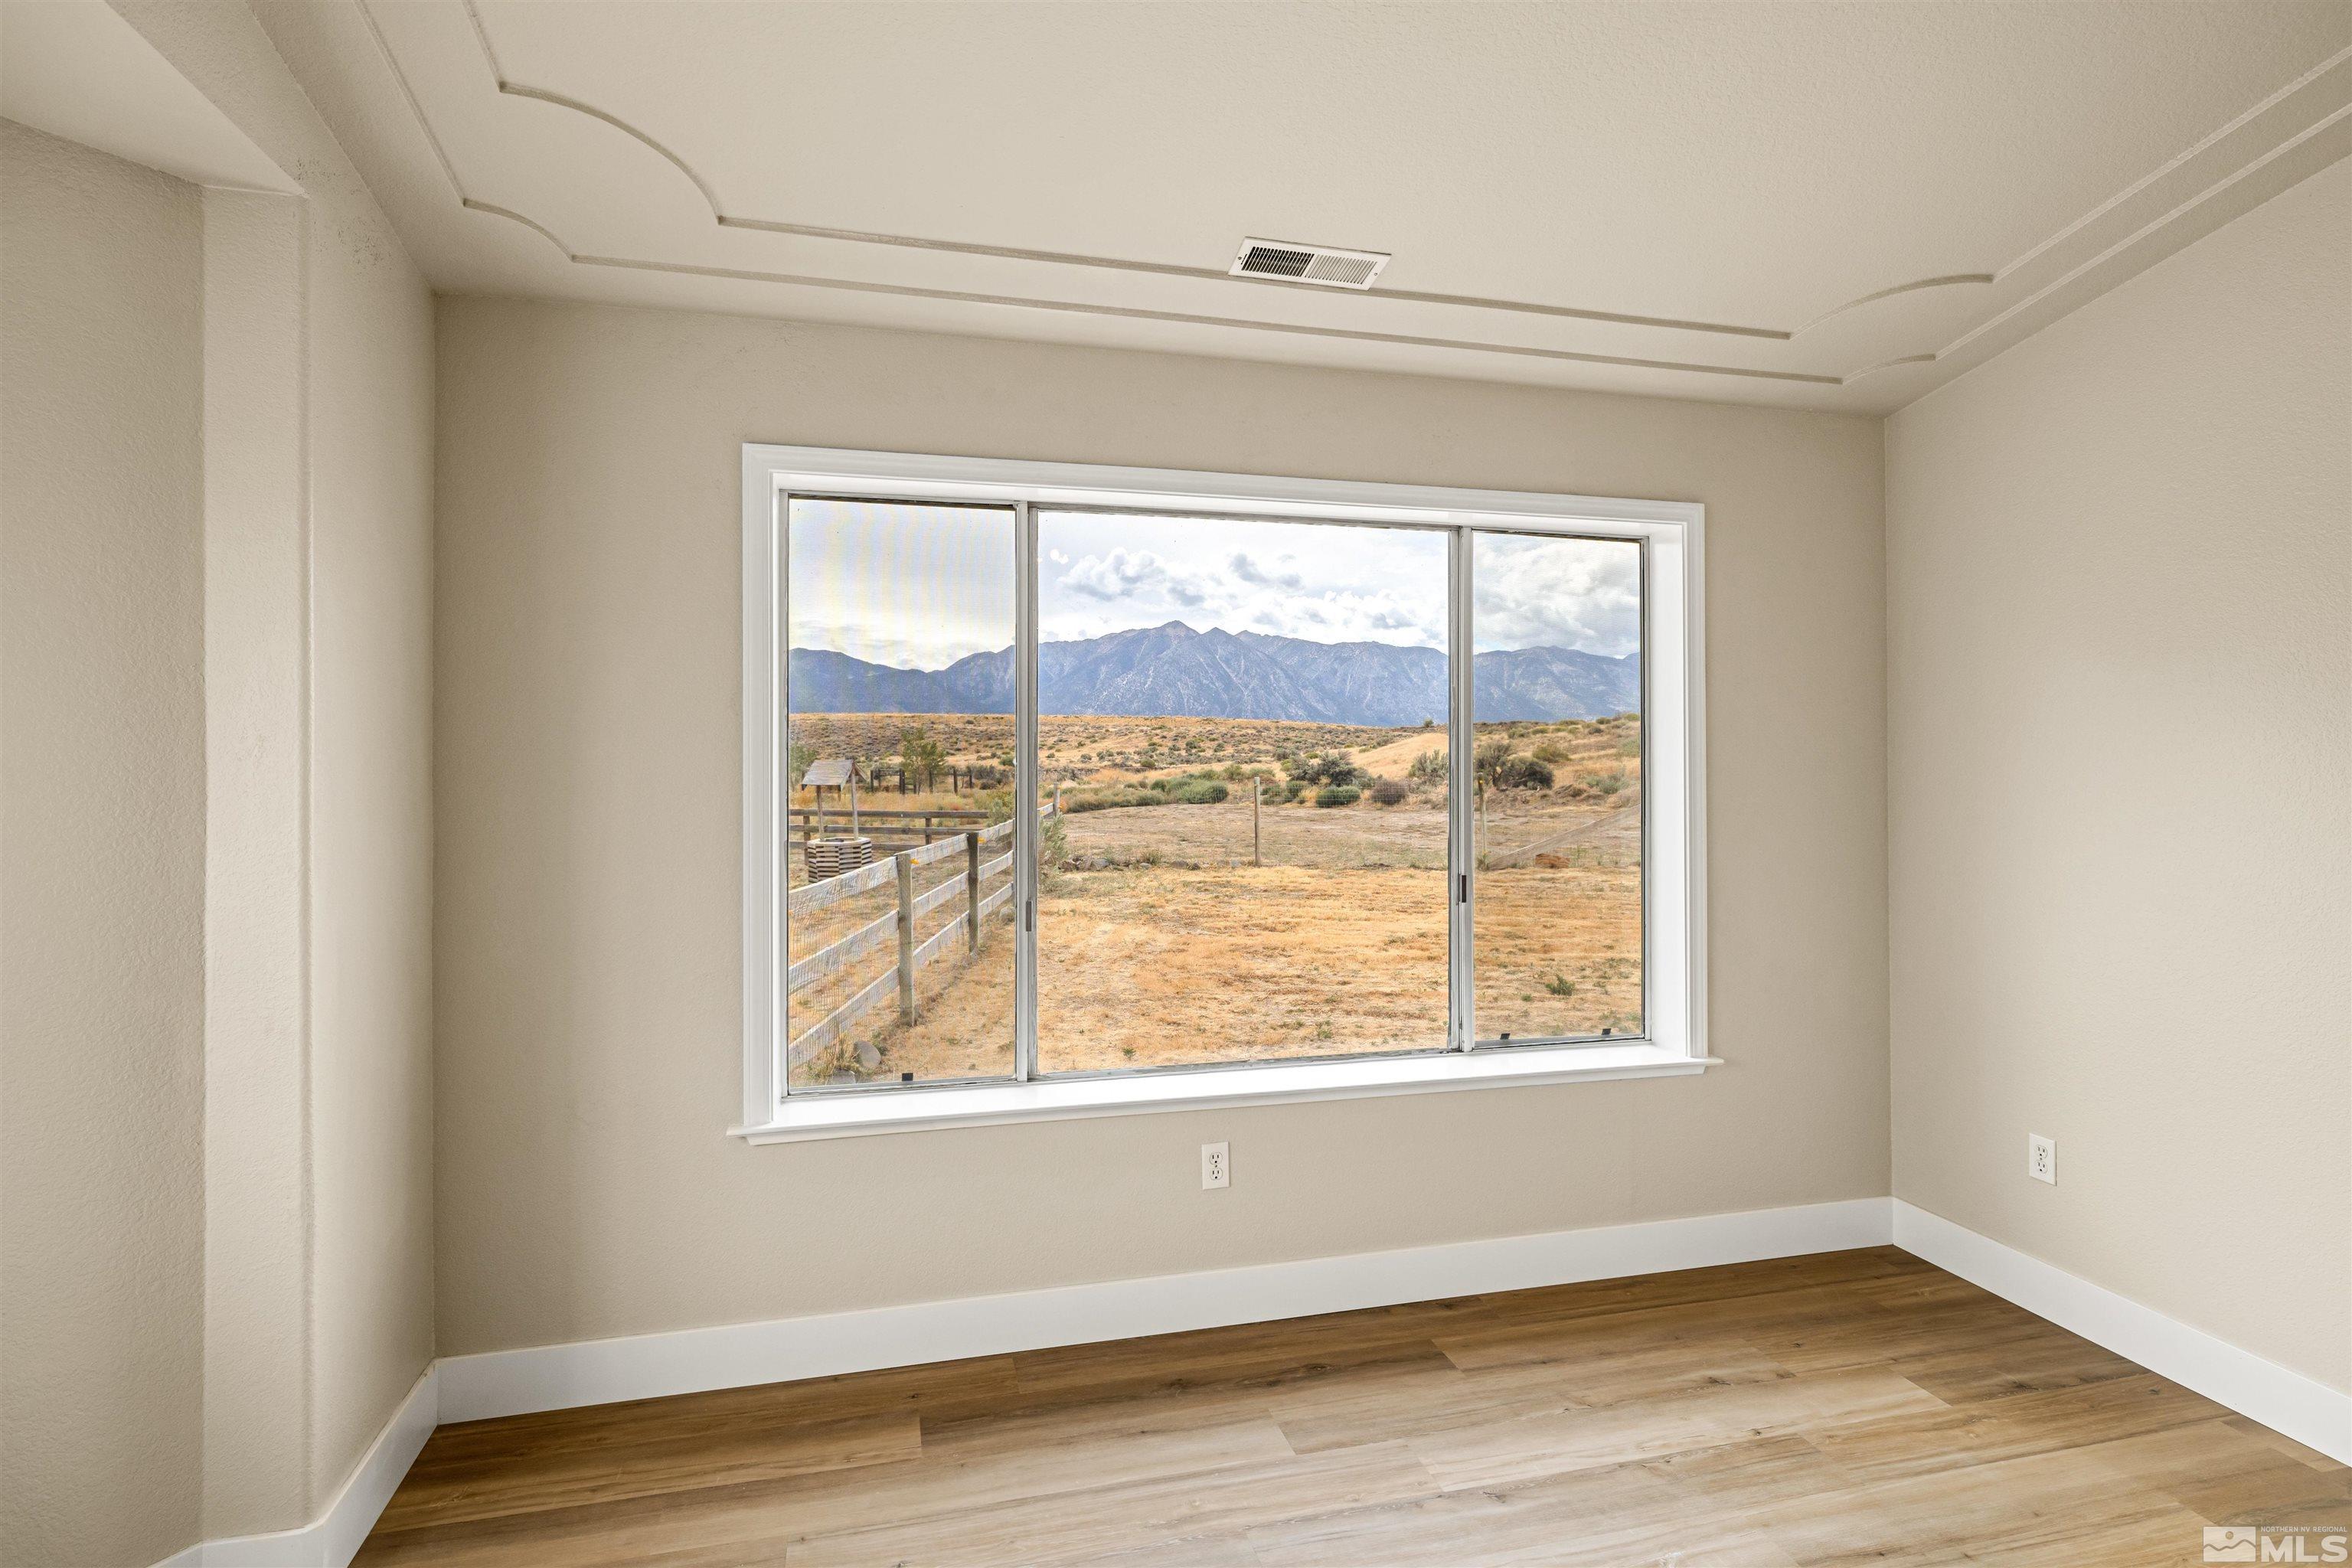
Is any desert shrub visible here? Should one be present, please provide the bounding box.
[1585,768,1628,796]
[1407,748,1448,786]
[1314,785,1362,808]
[1287,751,1367,789]
[1037,809,1070,870]
[1063,786,1168,812]
[1367,777,1410,806]
[1473,737,1515,780]
[1617,734,1642,758]
[1544,975,1577,997]
[1281,779,1308,802]
[1533,741,1570,764]
[1167,779,1229,805]
[1495,755,1555,790]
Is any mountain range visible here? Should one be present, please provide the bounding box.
[788,622,1638,727]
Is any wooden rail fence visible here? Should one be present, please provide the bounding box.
[786,805,995,850]
[785,805,1055,1068]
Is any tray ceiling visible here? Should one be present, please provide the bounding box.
[255,0,2350,413]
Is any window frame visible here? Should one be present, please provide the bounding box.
[740,445,1708,1138]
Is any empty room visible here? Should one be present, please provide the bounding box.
[2,2,2347,1564]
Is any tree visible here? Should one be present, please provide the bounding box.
[898,727,947,791]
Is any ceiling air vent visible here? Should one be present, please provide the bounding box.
[1231,238,1390,290]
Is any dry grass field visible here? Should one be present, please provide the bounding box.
[785,713,1642,1086]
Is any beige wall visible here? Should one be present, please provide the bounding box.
[299,88,437,1523]
[1886,162,2351,1390]
[1,119,207,1568]
[5,3,439,1548]
[433,296,1888,1355]
[119,0,442,1522]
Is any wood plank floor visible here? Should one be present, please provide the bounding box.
[358,1249,2347,1566]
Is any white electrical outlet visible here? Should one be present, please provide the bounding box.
[1201,1141,1230,1191]
[2028,1133,2056,1185]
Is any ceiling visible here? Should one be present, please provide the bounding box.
[251,0,2350,413]
[0,0,294,193]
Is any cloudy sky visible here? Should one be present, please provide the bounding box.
[787,500,1639,670]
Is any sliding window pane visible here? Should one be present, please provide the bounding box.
[1034,510,1451,1073]
[1471,532,1644,1043]
[784,499,1016,1087]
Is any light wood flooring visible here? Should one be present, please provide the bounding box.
[358,1249,2347,1566]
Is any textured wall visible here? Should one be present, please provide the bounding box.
[0,118,207,1568]
[1886,162,2350,1390]
[299,86,438,1527]
[433,296,1890,1356]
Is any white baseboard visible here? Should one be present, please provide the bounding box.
[152,1197,2346,1564]
[153,1365,439,1568]
[1892,1200,2351,1464]
[438,1197,1895,1424]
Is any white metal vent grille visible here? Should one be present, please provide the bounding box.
[1231,238,1389,290]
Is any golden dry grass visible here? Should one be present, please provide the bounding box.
[786,782,1643,1086]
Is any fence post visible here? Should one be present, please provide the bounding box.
[964,831,982,953]
[894,851,916,1024]
[1253,776,1262,867]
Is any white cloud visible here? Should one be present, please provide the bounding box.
[1060,547,1214,608]
[786,501,1640,668]
[1472,534,1641,657]
[1042,511,1450,652]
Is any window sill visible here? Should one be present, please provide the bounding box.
[732,1044,1719,1144]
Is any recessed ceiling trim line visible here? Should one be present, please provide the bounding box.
[1993,41,2352,282]
[374,7,1844,384]
[362,0,2349,389]
[495,81,725,215]
[430,0,1827,343]
[430,4,2352,348]
[1925,97,2352,371]
[354,0,466,199]
[452,192,1846,382]
[576,251,1847,382]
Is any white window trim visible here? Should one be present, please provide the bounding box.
[737,446,1708,1141]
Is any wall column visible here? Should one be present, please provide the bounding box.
[201,185,314,1541]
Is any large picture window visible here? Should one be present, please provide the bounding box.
[741,449,1704,1135]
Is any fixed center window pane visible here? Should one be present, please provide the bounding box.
[783,498,1017,1088]
[1034,509,1451,1074]
[1470,531,1645,1045]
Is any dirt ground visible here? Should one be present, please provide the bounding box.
[788,771,1643,1086]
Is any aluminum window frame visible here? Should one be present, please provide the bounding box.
[742,445,1705,1129]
